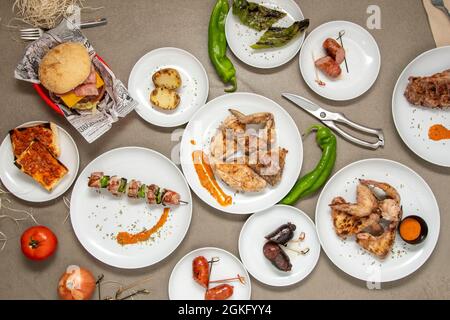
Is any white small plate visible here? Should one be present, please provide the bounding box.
[392,46,450,167]
[239,205,320,287]
[225,0,306,69]
[0,121,79,202]
[299,21,381,101]
[168,247,251,300]
[180,92,303,214]
[128,47,209,127]
[316,158,440,282]
[70,147,192,269]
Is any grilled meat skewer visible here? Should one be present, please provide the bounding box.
[88,172,187,206]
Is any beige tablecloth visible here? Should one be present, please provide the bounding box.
[0,0,449,299]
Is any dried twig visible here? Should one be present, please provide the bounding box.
[0,198,38,225]
[0,187,39,252]
[0,231,8,252]
[62,196,71,224]
[97,276,152,300]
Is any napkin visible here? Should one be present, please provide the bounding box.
[423,0,450,47]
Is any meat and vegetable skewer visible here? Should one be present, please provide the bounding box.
[87,172,187,206]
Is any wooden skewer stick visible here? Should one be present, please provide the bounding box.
[209,274,246,285]
[336,30,349,73]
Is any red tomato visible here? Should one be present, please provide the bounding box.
[20,226,58,261]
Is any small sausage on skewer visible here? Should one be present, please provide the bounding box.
[265,222,296,245]
[323,38,345,64]
[263,241,292,272]
[193,256,210,288]
[205,284,234,300]
[315,56,342,78]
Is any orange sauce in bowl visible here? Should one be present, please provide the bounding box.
[428,124,450,141]
[399,217,421,242]
[116,207,170,245]
[192,150,232,207]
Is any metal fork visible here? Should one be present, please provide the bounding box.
[431,0,450,17]
[20,18,107,41]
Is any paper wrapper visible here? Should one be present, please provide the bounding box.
[14,19,137,143]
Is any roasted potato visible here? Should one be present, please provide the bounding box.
[152,68,182,90]
[150,87,180,110]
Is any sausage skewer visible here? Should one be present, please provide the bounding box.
[87,172,188,206]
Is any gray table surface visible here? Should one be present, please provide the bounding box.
[0,0,449,299]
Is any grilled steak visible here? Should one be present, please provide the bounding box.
[404,69,450,108]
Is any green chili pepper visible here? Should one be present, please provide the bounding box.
[209,0,237,92]
[100,176,110,188]
[280,125,337,205]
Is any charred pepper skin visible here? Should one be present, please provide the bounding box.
[280,125,337,205]
[209,0,237,92]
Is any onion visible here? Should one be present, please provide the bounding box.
[58,265,96,300]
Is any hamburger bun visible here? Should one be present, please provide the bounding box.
[39,42,91,94]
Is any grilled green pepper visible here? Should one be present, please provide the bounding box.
[251,19,309,49]
[100,176,110,188]
[209,0,237,92]
[138,184,147,198]
[156,188,164,204]
[118,178,128,193]
[232,0,286,31]
[280,125,336,205]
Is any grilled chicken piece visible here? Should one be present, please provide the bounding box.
[127,179,141,198]
[330,197,382,238]
[356,223,397,259]
[329,184,378,218]
[107,176,121,196]
[88,171,103,188]
[360,179,401,204]
[248,148,288,186]
[211,159,267,192]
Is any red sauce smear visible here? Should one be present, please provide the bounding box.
[192,150,232,206]
[116,207,170,245]
[428,124,450,141]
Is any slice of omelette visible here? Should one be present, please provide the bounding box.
[14,140,68,191]
[9,122,60,159]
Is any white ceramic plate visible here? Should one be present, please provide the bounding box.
[392,46,450,167]
[0,121,79,202]
[180,92,303,214]
[316,158,440,282]
[128,47,209,127]
[70,147,192,269]
[239,205,320,287]
[168,247,251,300]
[225,0,306,69]
[299,21,381,101]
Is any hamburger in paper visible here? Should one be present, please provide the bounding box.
[15,19,137,143]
